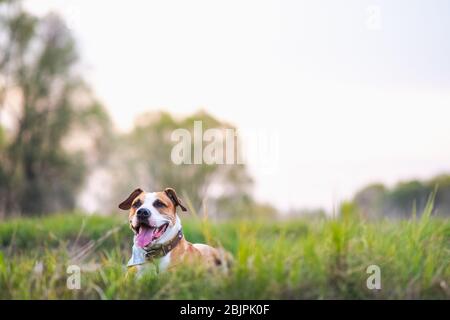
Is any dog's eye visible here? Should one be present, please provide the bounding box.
[132,200,142,209]
[153,199,166,208]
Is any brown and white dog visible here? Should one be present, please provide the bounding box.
[118,187,230,276]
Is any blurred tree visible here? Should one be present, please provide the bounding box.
[426,174,450,216]
[0,0,112,216]
[107,110,255,218]
[352,175,450,219]
[385,180,431,218]
[353,183,386,219]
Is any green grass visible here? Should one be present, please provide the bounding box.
[0,207,449,299]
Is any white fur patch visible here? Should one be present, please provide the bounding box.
[158,252,171,272]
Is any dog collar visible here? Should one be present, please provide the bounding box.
[143,228,183,260]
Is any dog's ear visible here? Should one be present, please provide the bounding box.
[164,188,187,212]
[118,188,143,210]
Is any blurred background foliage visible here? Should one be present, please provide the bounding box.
[104,110,255,217]
[0,0,449,220]
[0,1,112,217]
[353,174,450,219]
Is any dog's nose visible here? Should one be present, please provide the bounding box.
[136,208,151,220]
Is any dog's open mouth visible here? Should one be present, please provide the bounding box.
[135,223,168,248]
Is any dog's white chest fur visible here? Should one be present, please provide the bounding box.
[158,252,171,271]
[129,252,171,276]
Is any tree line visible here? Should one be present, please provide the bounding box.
[352,174,450,218]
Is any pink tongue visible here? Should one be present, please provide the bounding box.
[136,225,155,248]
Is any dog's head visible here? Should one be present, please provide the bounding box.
[118,188,187,248]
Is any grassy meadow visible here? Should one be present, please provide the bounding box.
[0,205,449,300]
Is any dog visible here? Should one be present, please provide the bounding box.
[118,187,230,276]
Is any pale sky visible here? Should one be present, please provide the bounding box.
[24,0,450,212]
